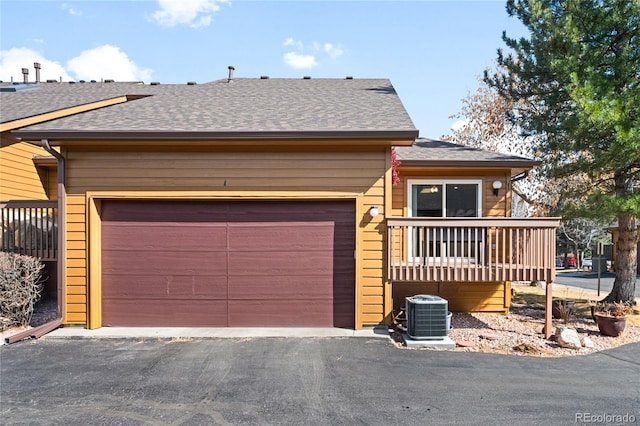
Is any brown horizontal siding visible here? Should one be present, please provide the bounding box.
[64,146,389,327]
[393,281,509,314]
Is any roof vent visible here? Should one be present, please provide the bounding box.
[150,81,160,85]
[345,76,353,80]
[79,80,86,83]
[46,79,58,83]
[303,76,311,79]
[104,79,115,83]
[187,81,197,85]
[22,68,29,83]
[34,62,41,83]
[68,81,76,84]
[228,65,235,83]
[260,76,269,79]
[90,80,97,83]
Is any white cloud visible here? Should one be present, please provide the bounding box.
[62,3,82,16]
[283,52,317,70]
[0,47,72,82]
[324,43,344,58]
[281,39,344,69]
[282,38,303,50]
[151,0,229,28]
[67,45,153,82]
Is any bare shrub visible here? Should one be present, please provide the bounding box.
[0,252,45,328]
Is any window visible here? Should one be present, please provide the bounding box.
[408,180,481,218]
[407,180,483,261]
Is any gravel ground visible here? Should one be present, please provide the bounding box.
[392,306,640,357]
[4,299,640,357]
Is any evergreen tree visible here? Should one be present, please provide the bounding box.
[486,0,640,303]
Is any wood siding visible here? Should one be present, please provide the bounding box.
[393,281,510,314]
[392,167,512,218]
[0,139,53,200]
[63,145,389,327]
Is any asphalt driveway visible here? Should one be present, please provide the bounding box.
[1,337,639,425]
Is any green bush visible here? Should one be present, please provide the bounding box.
[0,252,45,329]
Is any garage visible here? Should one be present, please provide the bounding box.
[100,199,356,328]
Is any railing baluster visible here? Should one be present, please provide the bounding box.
[385,217,559,283]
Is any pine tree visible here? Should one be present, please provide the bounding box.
[486,0,640,303]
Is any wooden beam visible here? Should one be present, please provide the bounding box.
[1,96,129,132]
[545,281,553,339]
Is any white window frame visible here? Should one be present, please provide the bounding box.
[406,179,483,263]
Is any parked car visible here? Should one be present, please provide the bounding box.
[582,257,592,269]
[555,258,564,269]
[563,257,577,268]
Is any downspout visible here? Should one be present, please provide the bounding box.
[7,139,66,343]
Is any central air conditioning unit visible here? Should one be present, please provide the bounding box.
[406,295,451,340]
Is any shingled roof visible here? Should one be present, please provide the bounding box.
[396,138,538,169]
[3,78,418,141]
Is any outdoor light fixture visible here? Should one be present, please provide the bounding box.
[492,180,503,197]
[369,206,380,217]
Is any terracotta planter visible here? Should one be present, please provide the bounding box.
[594,313,627,337]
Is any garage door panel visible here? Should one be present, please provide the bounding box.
[228,251,333,276]
[102,223,228,251]
[228,223,334,251]
[102,200,233,223]
[102,250,228,276]
[228,299,333,327]
[102,275,228,299]
[102,299,228,327]
[228,275,333,299]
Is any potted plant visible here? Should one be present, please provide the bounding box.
[592,302,634,337]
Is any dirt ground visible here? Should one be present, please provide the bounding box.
[391,282,640,357]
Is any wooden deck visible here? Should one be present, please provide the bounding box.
[387,217,560,283]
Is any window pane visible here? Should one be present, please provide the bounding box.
[412,185,443,217]
[445,184,478,217]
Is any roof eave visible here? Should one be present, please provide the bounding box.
[12,129,419,142]
[398,159,540,168]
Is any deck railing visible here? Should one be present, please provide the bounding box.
[387,217,560,283]
[0,200,58,261]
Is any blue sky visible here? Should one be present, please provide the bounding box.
[0,1,527,138]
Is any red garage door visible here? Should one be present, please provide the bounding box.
[101,200,355,328]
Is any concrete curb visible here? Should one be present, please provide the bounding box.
[42,325,392,340]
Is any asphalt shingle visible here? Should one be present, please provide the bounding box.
[2,78,418,137]
[396,138,537,167]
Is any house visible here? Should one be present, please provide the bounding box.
[1,69,559,342]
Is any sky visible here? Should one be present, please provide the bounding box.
[0,0,528,138]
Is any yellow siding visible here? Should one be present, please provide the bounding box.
[63,145,389,327]
[393,282,509,314]
[63,194,87,324]
[392,167,512,218]
[0,139,52,200]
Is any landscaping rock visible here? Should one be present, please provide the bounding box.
[479,332,499,341]
[582,337,595,349]
[556,327,582,350]
[456,340,476,348]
